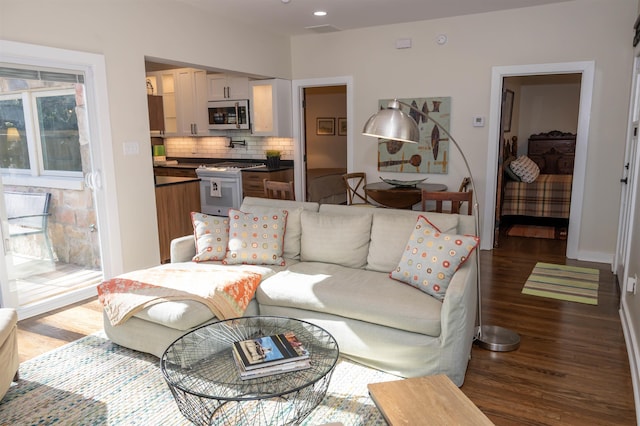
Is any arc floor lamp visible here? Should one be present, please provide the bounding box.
[362,99,520,352]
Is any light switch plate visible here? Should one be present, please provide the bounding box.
[472,116,485,127]
[123,141,139,156]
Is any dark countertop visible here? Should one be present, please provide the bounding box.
[241,165,293,173]
[154,163,200,169]
[153,158,294,171]
[154,176,200,187]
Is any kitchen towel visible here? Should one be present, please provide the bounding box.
[210,178,222,197]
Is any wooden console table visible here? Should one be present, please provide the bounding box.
[367,375,494,425]
[364,182,447,209]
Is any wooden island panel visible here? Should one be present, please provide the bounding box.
[155,178,200,263]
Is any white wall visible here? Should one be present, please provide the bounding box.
[291,0,636,261]
[518,82,581,151]
[0,0,292,272]
[1,0,636,270]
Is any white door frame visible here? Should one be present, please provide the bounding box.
[481,61,595,260]
[614,57,640,284]
[292,76,354,201]
[0,40,122,317]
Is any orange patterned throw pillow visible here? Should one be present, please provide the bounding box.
[191,212,229,262]
[223,209,288,266]
[390,215,479,301]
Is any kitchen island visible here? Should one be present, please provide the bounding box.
[155,176,201,263]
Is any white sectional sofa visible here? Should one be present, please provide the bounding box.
[103,197,479,386]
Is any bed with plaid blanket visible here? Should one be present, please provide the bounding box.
[501,174,573,219]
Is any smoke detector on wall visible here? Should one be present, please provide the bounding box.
[436,34,448,45]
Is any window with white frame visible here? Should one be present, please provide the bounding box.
[0,65,86,184]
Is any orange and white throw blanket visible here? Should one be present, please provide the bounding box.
[98,263,262,326]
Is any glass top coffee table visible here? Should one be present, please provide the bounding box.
[161,316,339,426]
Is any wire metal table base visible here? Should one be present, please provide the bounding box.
[161,316,339,426]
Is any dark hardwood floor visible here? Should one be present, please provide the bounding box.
[15,232,636,425]
[464,233,635,425]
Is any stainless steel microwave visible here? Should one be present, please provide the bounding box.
[207,99,250,130]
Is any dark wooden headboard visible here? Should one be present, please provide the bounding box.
[527,130,576,174]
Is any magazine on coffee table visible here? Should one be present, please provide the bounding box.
[232,350,311,380]
[233,331,309,371]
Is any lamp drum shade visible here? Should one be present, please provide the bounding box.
[362,100,420,144]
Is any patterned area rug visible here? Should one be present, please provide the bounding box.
[0,332,399,425]
[507,224,567,240]
[522,262,599,305]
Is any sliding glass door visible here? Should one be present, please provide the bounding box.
[0,60,107,318]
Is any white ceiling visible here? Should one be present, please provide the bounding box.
[177,0,573,37]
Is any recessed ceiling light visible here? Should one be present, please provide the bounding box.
[313,10,327,17]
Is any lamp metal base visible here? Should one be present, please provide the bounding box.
[475,325,520,352]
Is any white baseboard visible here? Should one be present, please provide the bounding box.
[575,249,613,265]
[620,298,640,424]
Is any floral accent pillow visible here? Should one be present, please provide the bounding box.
[191,212,229,262]
[223,209,288,266]
[390,215,479,301]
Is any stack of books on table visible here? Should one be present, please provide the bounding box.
[232,331,310,380]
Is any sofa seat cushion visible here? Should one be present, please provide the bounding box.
[256,262,443,336]
[132,261,295,330]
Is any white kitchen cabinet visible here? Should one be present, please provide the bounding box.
[208,74,250,100]
[146,71,178,135]
[250,79,292,137]
[176,68,209,136]
[146,68,208,137]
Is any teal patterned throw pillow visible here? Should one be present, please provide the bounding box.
[390,215,479,301]
[223,209,288,266]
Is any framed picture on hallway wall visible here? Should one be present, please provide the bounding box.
[502,89,514,132]
[338,118,347,136]
[316,118,335,135]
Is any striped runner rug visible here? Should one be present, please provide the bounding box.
[522,262,599,305]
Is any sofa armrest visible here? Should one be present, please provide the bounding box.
[441,251,478,339]
[436,251,478,385]
[170,235,196,263]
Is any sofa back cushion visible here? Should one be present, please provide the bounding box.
[300,211,372,268]
[240,197,319,259]
[367,209,459,273]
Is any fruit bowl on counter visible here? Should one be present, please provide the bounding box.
[379,177,427,187]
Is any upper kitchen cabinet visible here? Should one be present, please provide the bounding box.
[208,74,250,100]
[146,71,178,135]
[250,79,292,137]
[175,68,209,136]
[147,95,165,132]
[146,68,209,137]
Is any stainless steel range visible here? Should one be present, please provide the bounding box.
[196,162,265,216]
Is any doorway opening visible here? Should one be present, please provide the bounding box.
[303,85,348,204]
[482,61,595,261]
[495,74,581,248]
[292,76,353,202]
